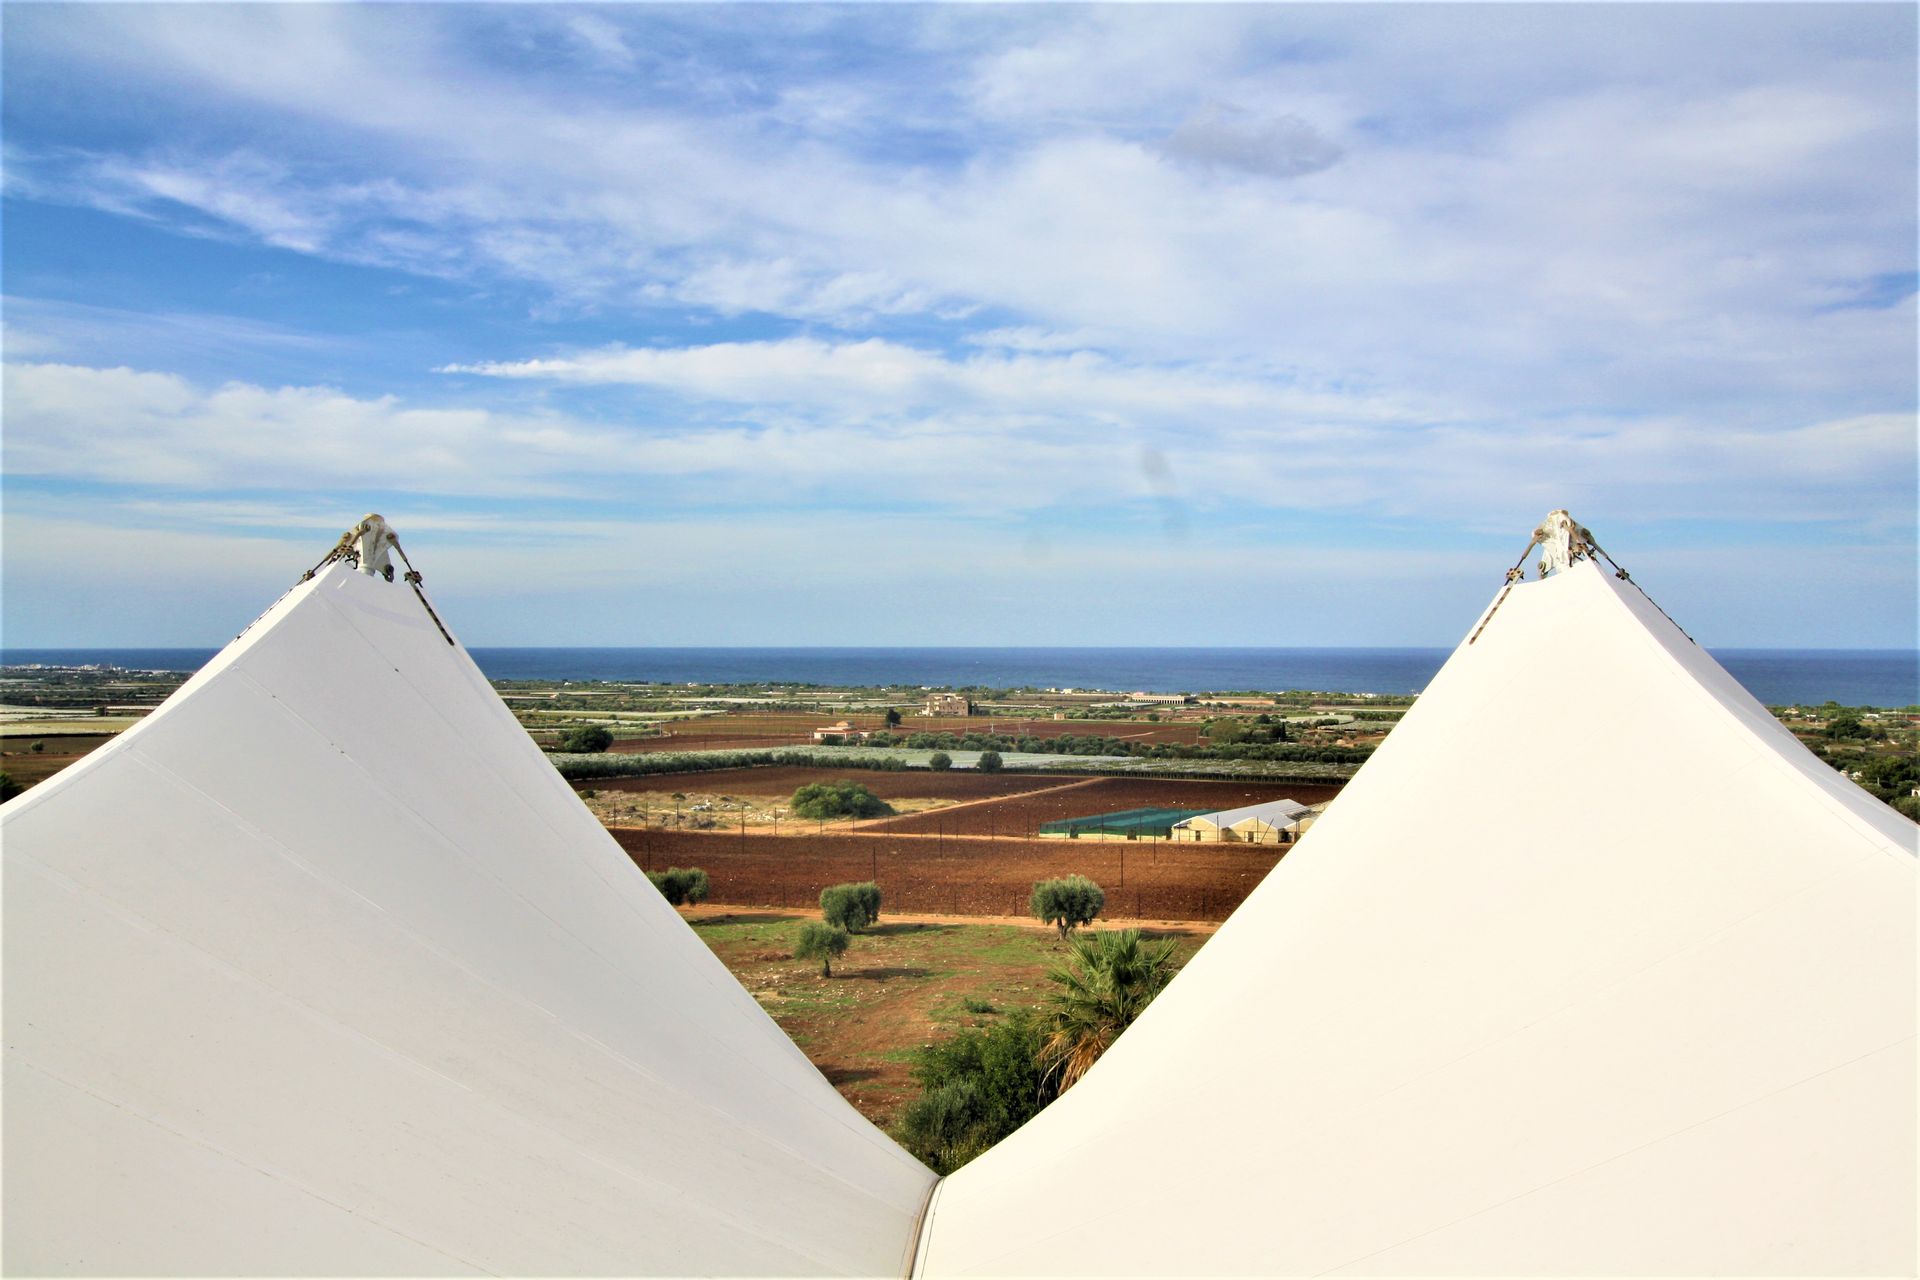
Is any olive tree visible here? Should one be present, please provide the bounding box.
[794,922,850,977]
[821,881,881,933]
[1030,875,1105,939]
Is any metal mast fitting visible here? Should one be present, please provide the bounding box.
[1502,508,1606,584]
[300,514,455,645]
[1473,509,1692,647]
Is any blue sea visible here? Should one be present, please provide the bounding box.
[4,645,1915,709]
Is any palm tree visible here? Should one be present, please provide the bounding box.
[1038,928,1178,1092]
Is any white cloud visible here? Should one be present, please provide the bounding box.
[6,360,1911,540]
[2,6,1911,645]
[440,336,1429,426]
[7,3,1908,423]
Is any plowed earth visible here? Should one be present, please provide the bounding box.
[862,776,1345,836]
[612,827,1287,921]
[576,767,1071,801]
[610,713,1204,752]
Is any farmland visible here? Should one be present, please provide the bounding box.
[583,764,1070,802]
[860,775,1344,836]
[612,711,1208,753]
[0,733,117,788]
[616,826,1283,920]
[594,765,1324,921]
[683,907,1213,1128]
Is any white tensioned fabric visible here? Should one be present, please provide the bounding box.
[917,560,1916,1276]
[2,563,935,1277]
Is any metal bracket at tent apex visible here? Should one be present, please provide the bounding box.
[299,513,457,646]
[1469,509,1693,646]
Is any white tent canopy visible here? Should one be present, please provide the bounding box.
[2,556,935,1276]
[5,516,1913,1276]
[917,555,1915,1276]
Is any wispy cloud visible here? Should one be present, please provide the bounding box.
[1,4,1912,645]
[7,359,1910,537]
[440,336,1430,425]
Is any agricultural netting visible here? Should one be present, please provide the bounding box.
[1037,807,1212,838]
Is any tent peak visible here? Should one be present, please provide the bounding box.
[299,513,456,645]
[1513,509,1606,583]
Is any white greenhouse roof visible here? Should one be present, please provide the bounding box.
[4,522,1913,1277]
[1172,798,1311,830]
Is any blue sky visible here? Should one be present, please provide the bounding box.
[3,3,1914,648]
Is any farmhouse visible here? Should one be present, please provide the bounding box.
[1169,798,1317,843]
[809,720,867,744]
[921,692,971,716]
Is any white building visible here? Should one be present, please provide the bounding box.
[1169,798,1314,843]
[809,720,867,743]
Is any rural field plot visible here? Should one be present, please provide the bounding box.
[0,733,117,788]
[612,828,1285,920]
[576,766,1075,803]
[684,908,1213,1129]
[864,776,1345,837]
[612,712,1206,753]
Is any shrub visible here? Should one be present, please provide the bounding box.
[28,740,44,754]
[1039,929,1179,1091]
[821,880,881,933]
[977,750,1003,773]
[556,725,615,753]
[1207,719,1250,745]
[928,751,953,772]
[0,772,21,802]
[674,867,710,905]
[1030,875,1105,939]
[1893,794,1920,822]
[648,866,709,906]
[791,780,892,820]
[794,922,850,976]
[1824,713,1874,741]
[895,1013,1055,1175]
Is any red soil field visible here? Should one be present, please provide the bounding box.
[863,776,1345,837]
[575,767,1075,801]
[611,827,1282,922]
[0,734,115,790]
[610,712,1204,753]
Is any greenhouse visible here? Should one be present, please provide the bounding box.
[1037,807,1211,839]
